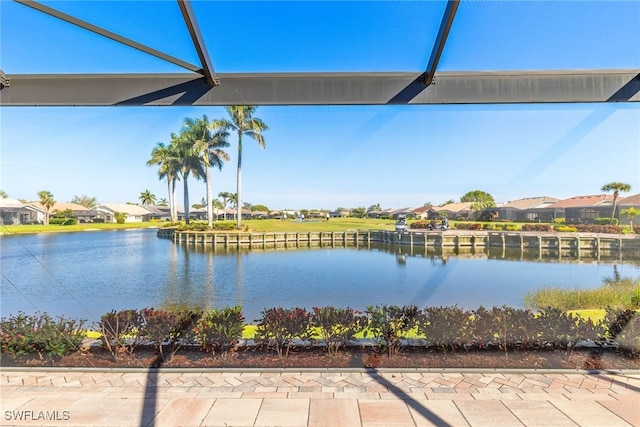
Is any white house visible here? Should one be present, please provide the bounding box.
[92,204,153,223]
[0,198,44,225]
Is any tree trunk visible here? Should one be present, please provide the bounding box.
[236,133,243,230]
[610,191,618,225]
[205,164,213,228]
[171,179,178,222]
[167,180,174,222]
[183,175,190,225]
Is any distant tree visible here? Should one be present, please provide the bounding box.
[439,199,455,206]
[229,193,238,207]
[157,198,168,206]
[212,106,268,229]
[191,197,206,209]
[217,191,234,220]
[70,195,97,208]
[147,141,181,222]
[37,191,56,225]
[243,202,253,211]
[460,190,496,214]
[187,114,230,228]
[252,204,269,212]
[174,128,205,225]
[367,204,381,212]
[139,189,157,206]
[423,202,433,208]
[621,207,639,227]
[351,207,366,218]
[0,190,7,199]
[113,211,128,224]
[601,182,631,224]
[54,208,75,218]
[300,209,309,218]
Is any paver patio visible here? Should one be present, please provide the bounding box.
[1,369,638,426]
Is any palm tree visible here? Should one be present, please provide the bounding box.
[183,115,230,228]
[212,106,268,229]
[601,182,631,224]
[228,193,238,219]
[37,190,56,225]
[139,189,156,206]
[147,142,181,222]
[218,191,233,220]
[174,127,205,225]
[0,190,8,199]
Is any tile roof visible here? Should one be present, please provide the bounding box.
[502,197,560,210]
[619,193,640,206]
[94,203,153,215]
[547,194,618,208]
[432,202,473,212]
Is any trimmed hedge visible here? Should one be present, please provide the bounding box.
[3,306,638,360]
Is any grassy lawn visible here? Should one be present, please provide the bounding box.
[243,218,396,232]
[1,218,398,235]
[0,222,161,235]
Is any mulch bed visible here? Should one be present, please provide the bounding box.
[3,345,639,370]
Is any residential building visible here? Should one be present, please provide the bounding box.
[0,198,44,225]
[92,204,153,223]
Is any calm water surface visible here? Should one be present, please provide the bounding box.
[2,229,639,324]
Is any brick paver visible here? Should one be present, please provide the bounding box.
[0,369,638,426]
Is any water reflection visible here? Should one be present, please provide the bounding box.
[1,230,639,324]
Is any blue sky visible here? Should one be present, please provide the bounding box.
[1,1,639,210]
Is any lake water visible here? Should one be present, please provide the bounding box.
[2,229,639,325]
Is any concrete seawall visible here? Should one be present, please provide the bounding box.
[157,228,640,253]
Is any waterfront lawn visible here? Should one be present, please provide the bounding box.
[243,218,396,232]
[0,222,160,235]
[1,218,398,235]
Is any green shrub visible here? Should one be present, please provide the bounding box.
[211,221,240,231]
[310,307,366,356]
[482,223,496,230]
[554,225,577,232]
[409,220,430,230]
[471,306,538,352]
[552,218,566,225]
[113,211,128,224]
[255,307,310,358]
[177,221,209,231]
[536,307,604,351]
[417,306,472,351]
[97,309,144,361]
[603,308,640,355]
[365,305,418,357]
[162,222,181,228]
[504,224,520,231]
[521,224,553,232]
[141,308,202,362]
[49,217,78,225]
[455,223,482,230]
[1,312,85,358]
[620,225,635,235]
[575,224,622,234]
[594,218,618,225]
[195,306,245,356]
